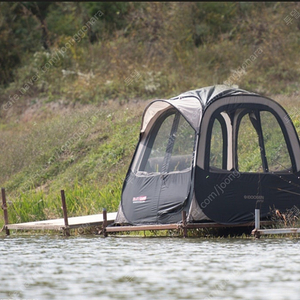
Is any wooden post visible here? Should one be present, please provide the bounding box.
[254,208,261,239]
[255,208,260,230]
[103,208,107,237]
[60,190,70,236]
[1,188,10,236]
[182,210,187,238]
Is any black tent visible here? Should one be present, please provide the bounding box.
[115,85,300,225]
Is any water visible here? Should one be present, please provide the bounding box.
[0,235,300,300]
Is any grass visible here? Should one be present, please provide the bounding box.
[2,3,300,236]
[0,100,146,229]
[1,95,300,232]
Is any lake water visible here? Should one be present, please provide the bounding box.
[0,235,299,300]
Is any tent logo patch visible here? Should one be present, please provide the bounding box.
[244,195,264,200]
[133,196,147,203]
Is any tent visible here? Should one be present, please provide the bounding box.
[115,85,300,225]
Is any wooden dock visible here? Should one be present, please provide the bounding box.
[1,188,116,236]
[5,212,117,231]
[252,228,300,237]
[102,210,273,237]
[1,188,277,237]
[251,208,300,238]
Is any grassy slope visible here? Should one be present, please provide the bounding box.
[1,3,300,229]
[0,100,147,227]
[1,94,300,229]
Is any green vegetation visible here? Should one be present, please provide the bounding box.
[1,2,300,231]
[0,102,144,228]
[1,2,300,105]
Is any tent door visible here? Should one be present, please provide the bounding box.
[144,110,195,223]
[121,109,196,224]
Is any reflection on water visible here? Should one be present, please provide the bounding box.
[0,235,299,300]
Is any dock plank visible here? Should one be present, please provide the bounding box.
[252,228,300,235]
[106,224,180,232]
[6,212,117,231]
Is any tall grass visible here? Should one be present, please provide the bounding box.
[1,2,300,230]
[1,96,300,230]
[6,179,123,225]
[0,101,145,228]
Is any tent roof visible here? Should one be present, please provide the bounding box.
[141,85,256,133]
[171,84,255,106]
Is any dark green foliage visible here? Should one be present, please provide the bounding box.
[192,2,238,46]
[81,2,132,31]
[1,3,300,109]
[0,2,41,84]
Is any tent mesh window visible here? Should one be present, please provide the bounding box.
[140,111,195,173]
[237,110,292,173]
[260,111,291,172]
[210,118,223,169]
[237,111,264,173]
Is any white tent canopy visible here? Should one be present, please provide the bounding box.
[141,97,202,133]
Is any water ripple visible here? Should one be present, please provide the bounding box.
[0,236,299,300]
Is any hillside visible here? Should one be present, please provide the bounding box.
[0,99,147,227]
[1,2,300,228]
[1,93,300,229]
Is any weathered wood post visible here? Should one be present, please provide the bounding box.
[255,208,260,230]
[182,210,187,238]
[253,208,261,239]
[1,188,10,236]
[60,190,70,236]
[103,208,107,237]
